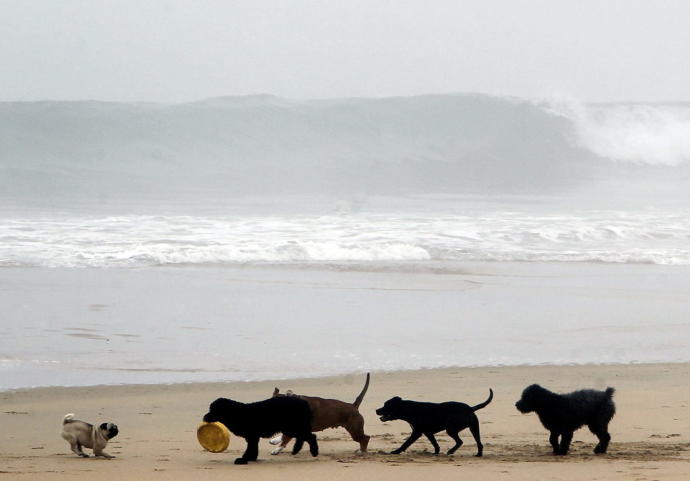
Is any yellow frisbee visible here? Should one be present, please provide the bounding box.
[197,422,230,453]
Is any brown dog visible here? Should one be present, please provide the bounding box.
[270,373,370,454]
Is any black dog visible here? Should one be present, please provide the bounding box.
[515,384,615,455]
[203,396,318,464]
[376,389,493,456]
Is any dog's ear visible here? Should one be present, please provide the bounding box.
[273,387,280,396]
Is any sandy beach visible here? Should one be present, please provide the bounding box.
[2,363,689,480]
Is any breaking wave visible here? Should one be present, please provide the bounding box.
[544,98,690,166]
[2,94,689,204]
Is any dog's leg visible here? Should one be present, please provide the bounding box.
[271,435,291,455]
[345,415,370,453]
[468,419,484,457]
[423,433,440,455]
[235,436,259,464]
[390,430,422,454]
[559,431,573,455]
[94,449,115,459]
[71,440,89,458]
[445,429,463,455]
[306,433,319,457]
[549,431,561,455]
[291,437,305,455]
[591,424,611,454]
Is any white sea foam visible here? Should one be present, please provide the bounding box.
[2,209,689,268]
[543,98,690,166]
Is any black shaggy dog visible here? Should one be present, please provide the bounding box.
[375,389,493,456]
[203,396,318,464]
[515,384,616,455]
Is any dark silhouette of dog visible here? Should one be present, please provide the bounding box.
[203,396,318,464]
[375,389,493,456]
[515,384,615,455]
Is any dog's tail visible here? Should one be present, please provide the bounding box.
[605,387,615,398]
[352,373,370,408]
[471,388,494,411]
[63,413,75,425]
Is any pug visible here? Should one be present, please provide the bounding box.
[61,413,119,458]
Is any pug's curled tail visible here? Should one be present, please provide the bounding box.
[63,413,76,424]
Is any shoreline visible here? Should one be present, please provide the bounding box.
[2,360,688,395]
[2,363,689,480]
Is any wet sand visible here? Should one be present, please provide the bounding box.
[2,363,689,480]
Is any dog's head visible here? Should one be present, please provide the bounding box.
[375,396,403,422]
[203,397,242,426]
[99,422,119,439]
[515,384,549,413]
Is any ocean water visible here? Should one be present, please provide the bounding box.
[2,94,690,390]
[2,197,690,391]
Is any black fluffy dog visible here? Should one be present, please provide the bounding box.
[376,389,493,456]
[515,384,616,455]
[203,396,318,464]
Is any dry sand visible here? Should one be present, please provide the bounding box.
[2,363,689,480]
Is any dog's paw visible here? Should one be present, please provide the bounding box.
[234,458,249,465]
[79,453,90,458]
[270,448,283,455]
[389,450,402,455]
[269,436,282,445]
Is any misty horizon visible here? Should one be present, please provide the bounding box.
[4,91,690,106]
[3,1,690,104]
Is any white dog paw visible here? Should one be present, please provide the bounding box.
[269,435,282,445]
[270,448,284,455]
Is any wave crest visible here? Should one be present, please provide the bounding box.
[544,98,690,166]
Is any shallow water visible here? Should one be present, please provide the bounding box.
[2,262,689,391]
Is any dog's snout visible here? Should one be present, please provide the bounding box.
[515,400,528,413]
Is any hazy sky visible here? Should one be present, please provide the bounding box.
[2,0,689,103]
